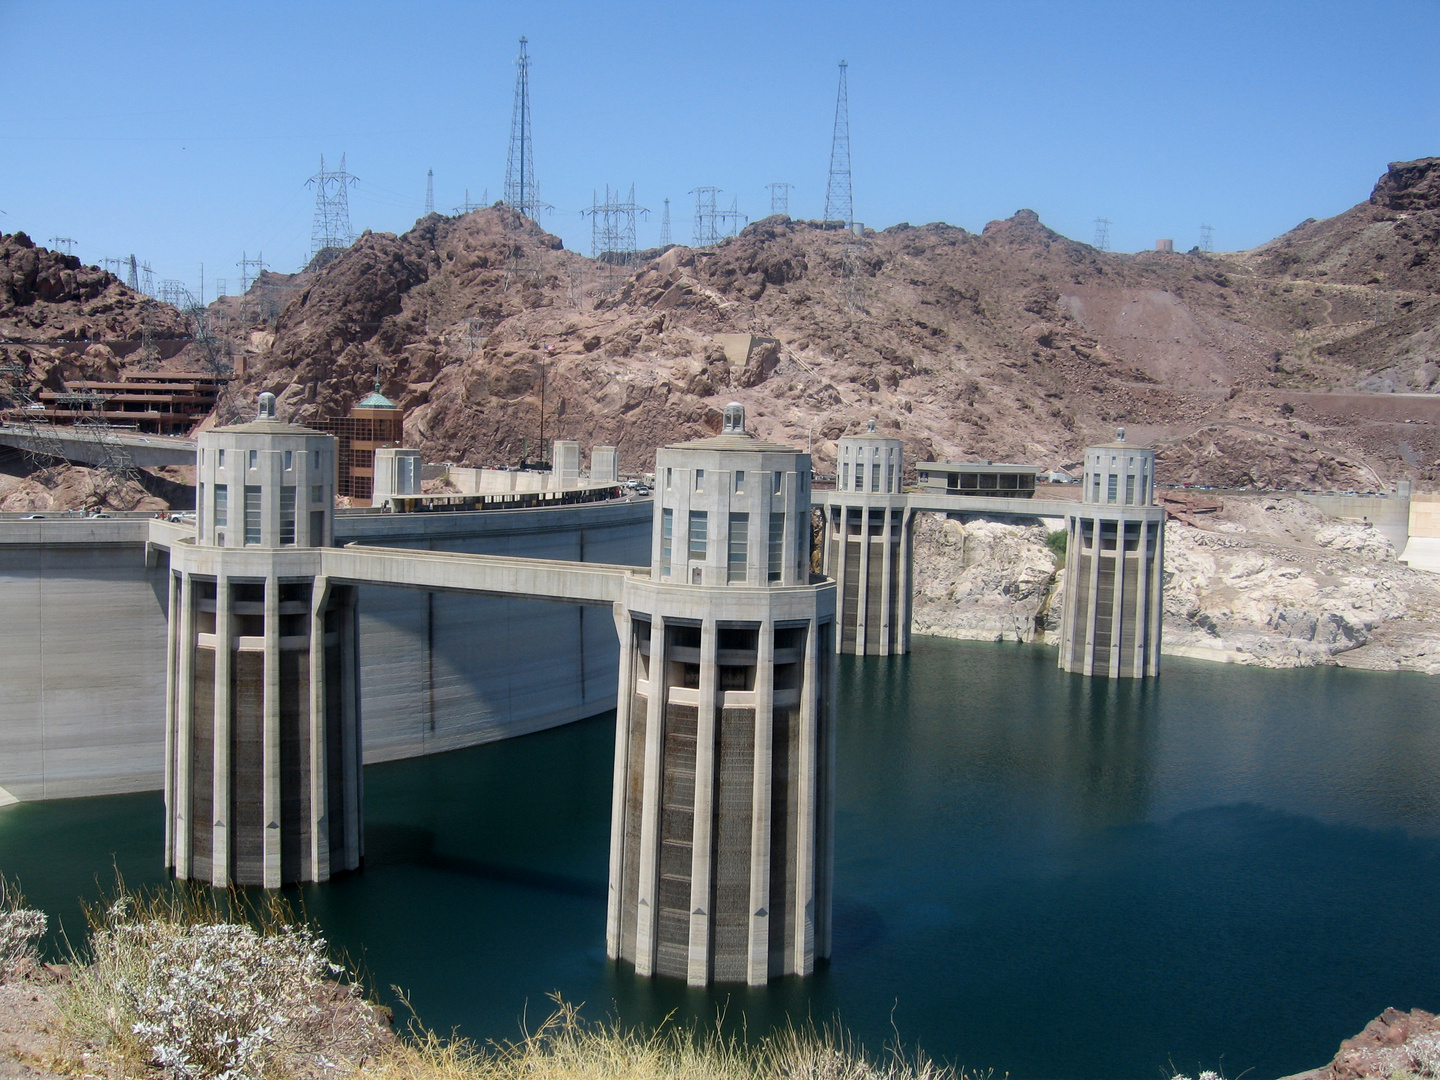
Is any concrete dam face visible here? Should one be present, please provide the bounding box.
[0,500,652,804]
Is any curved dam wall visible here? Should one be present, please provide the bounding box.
[0,501,652,802]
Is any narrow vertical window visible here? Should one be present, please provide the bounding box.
[214,485,228,528]
[248,450,258,470]
[217,448,225,468]
[768,512,784,582]
[665,467,673,490]
[842,463,849,489]
[872,463,881,491]
[888,464,896,492]
[283,450,293,471]
[313,450,320,470]
[734,470,745,493]
[695,468,705,492]
[1125,475,1136,505]
[772,471,783,495]
[661,508,673,578]
[1107,474,1118,503]
[280,487,296,545]
[244,486,262,545]
[728,512,749,583]
[688,510,707,560]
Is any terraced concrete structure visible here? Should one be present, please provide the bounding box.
[608,403,837,986]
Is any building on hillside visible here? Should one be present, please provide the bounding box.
[310,391,404,504]
[14,372,225,435]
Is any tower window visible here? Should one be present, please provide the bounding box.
[872,463,881,491]
[1107,474,1118,503]
[283,450,293,471]
[244,486,262,545]
[735,470,745,493]
[1125,475,1136,504]
[214,485,227,528]
[661,509,673,578]
[768,513,784,582]
[728,512,749,583]
[688,510,707,560]
[695,468,705,492]
[842,463,849,489]
[280,487,296,545]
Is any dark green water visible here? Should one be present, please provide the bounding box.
[4,638,1439,1080]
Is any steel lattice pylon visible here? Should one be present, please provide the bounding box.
[306,154,358,258]
[504,38,543,221]
[823,61,852,228]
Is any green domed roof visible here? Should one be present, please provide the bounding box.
[357,391,397,409]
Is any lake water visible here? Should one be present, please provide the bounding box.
[3,638,1439,1080]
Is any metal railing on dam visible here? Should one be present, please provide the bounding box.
[0,499,653,802]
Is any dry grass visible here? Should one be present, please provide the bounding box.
[23,877,970,1080]
[371,995,966,1080]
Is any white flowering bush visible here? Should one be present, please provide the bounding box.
[64,891,366,1080]
[0,875,47,981]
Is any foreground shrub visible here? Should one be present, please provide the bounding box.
[0,875,47,981]
[60,885,389,1080]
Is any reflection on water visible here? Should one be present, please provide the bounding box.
[2,638,1438,1080]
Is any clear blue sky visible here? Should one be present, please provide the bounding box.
[3,0,1437,300]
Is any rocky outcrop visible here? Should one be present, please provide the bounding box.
[908,496,1440,675]
[1318,1007,1440,1080]
[910,514,1062,643]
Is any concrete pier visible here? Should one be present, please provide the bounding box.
[1056,432,1166,678]
[607,403,837,986]
[168,394,361,886]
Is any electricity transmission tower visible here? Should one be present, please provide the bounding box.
[425,168,435,215]
[236,252,268,294]
[0,356,66,476]
[1093,218,1111,252]
[126,255,140,292]
[767,182,794,215]
[453,188,488,214]
[1199,224,1214,253]
[659,198,672,246]
[503,37,544,221]
[823,61,852,227]
[49,237,76,256]
[584,185,649,293]
[159,280,191,308]
[305,154,358,258]
[102,257,126,277]
[690,187,746,246]
[55,389,141,503]
[139,262,155,297]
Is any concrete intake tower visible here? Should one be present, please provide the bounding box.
[608,403,838,986]
[165,394,362,888]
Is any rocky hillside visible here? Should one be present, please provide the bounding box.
[200,158,1440,491]
[908,496,1440,675]
[0,231,192,395]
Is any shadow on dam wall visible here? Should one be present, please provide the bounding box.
[0,500,653,801]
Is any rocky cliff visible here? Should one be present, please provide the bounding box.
[909,497,1440,675]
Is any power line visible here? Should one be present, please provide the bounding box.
[767,182,794,215]
[305,153,358,259]
[823,61,852,228]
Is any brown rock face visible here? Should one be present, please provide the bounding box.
[1370,159,1440,212]
[1322,1007,1440,1080]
